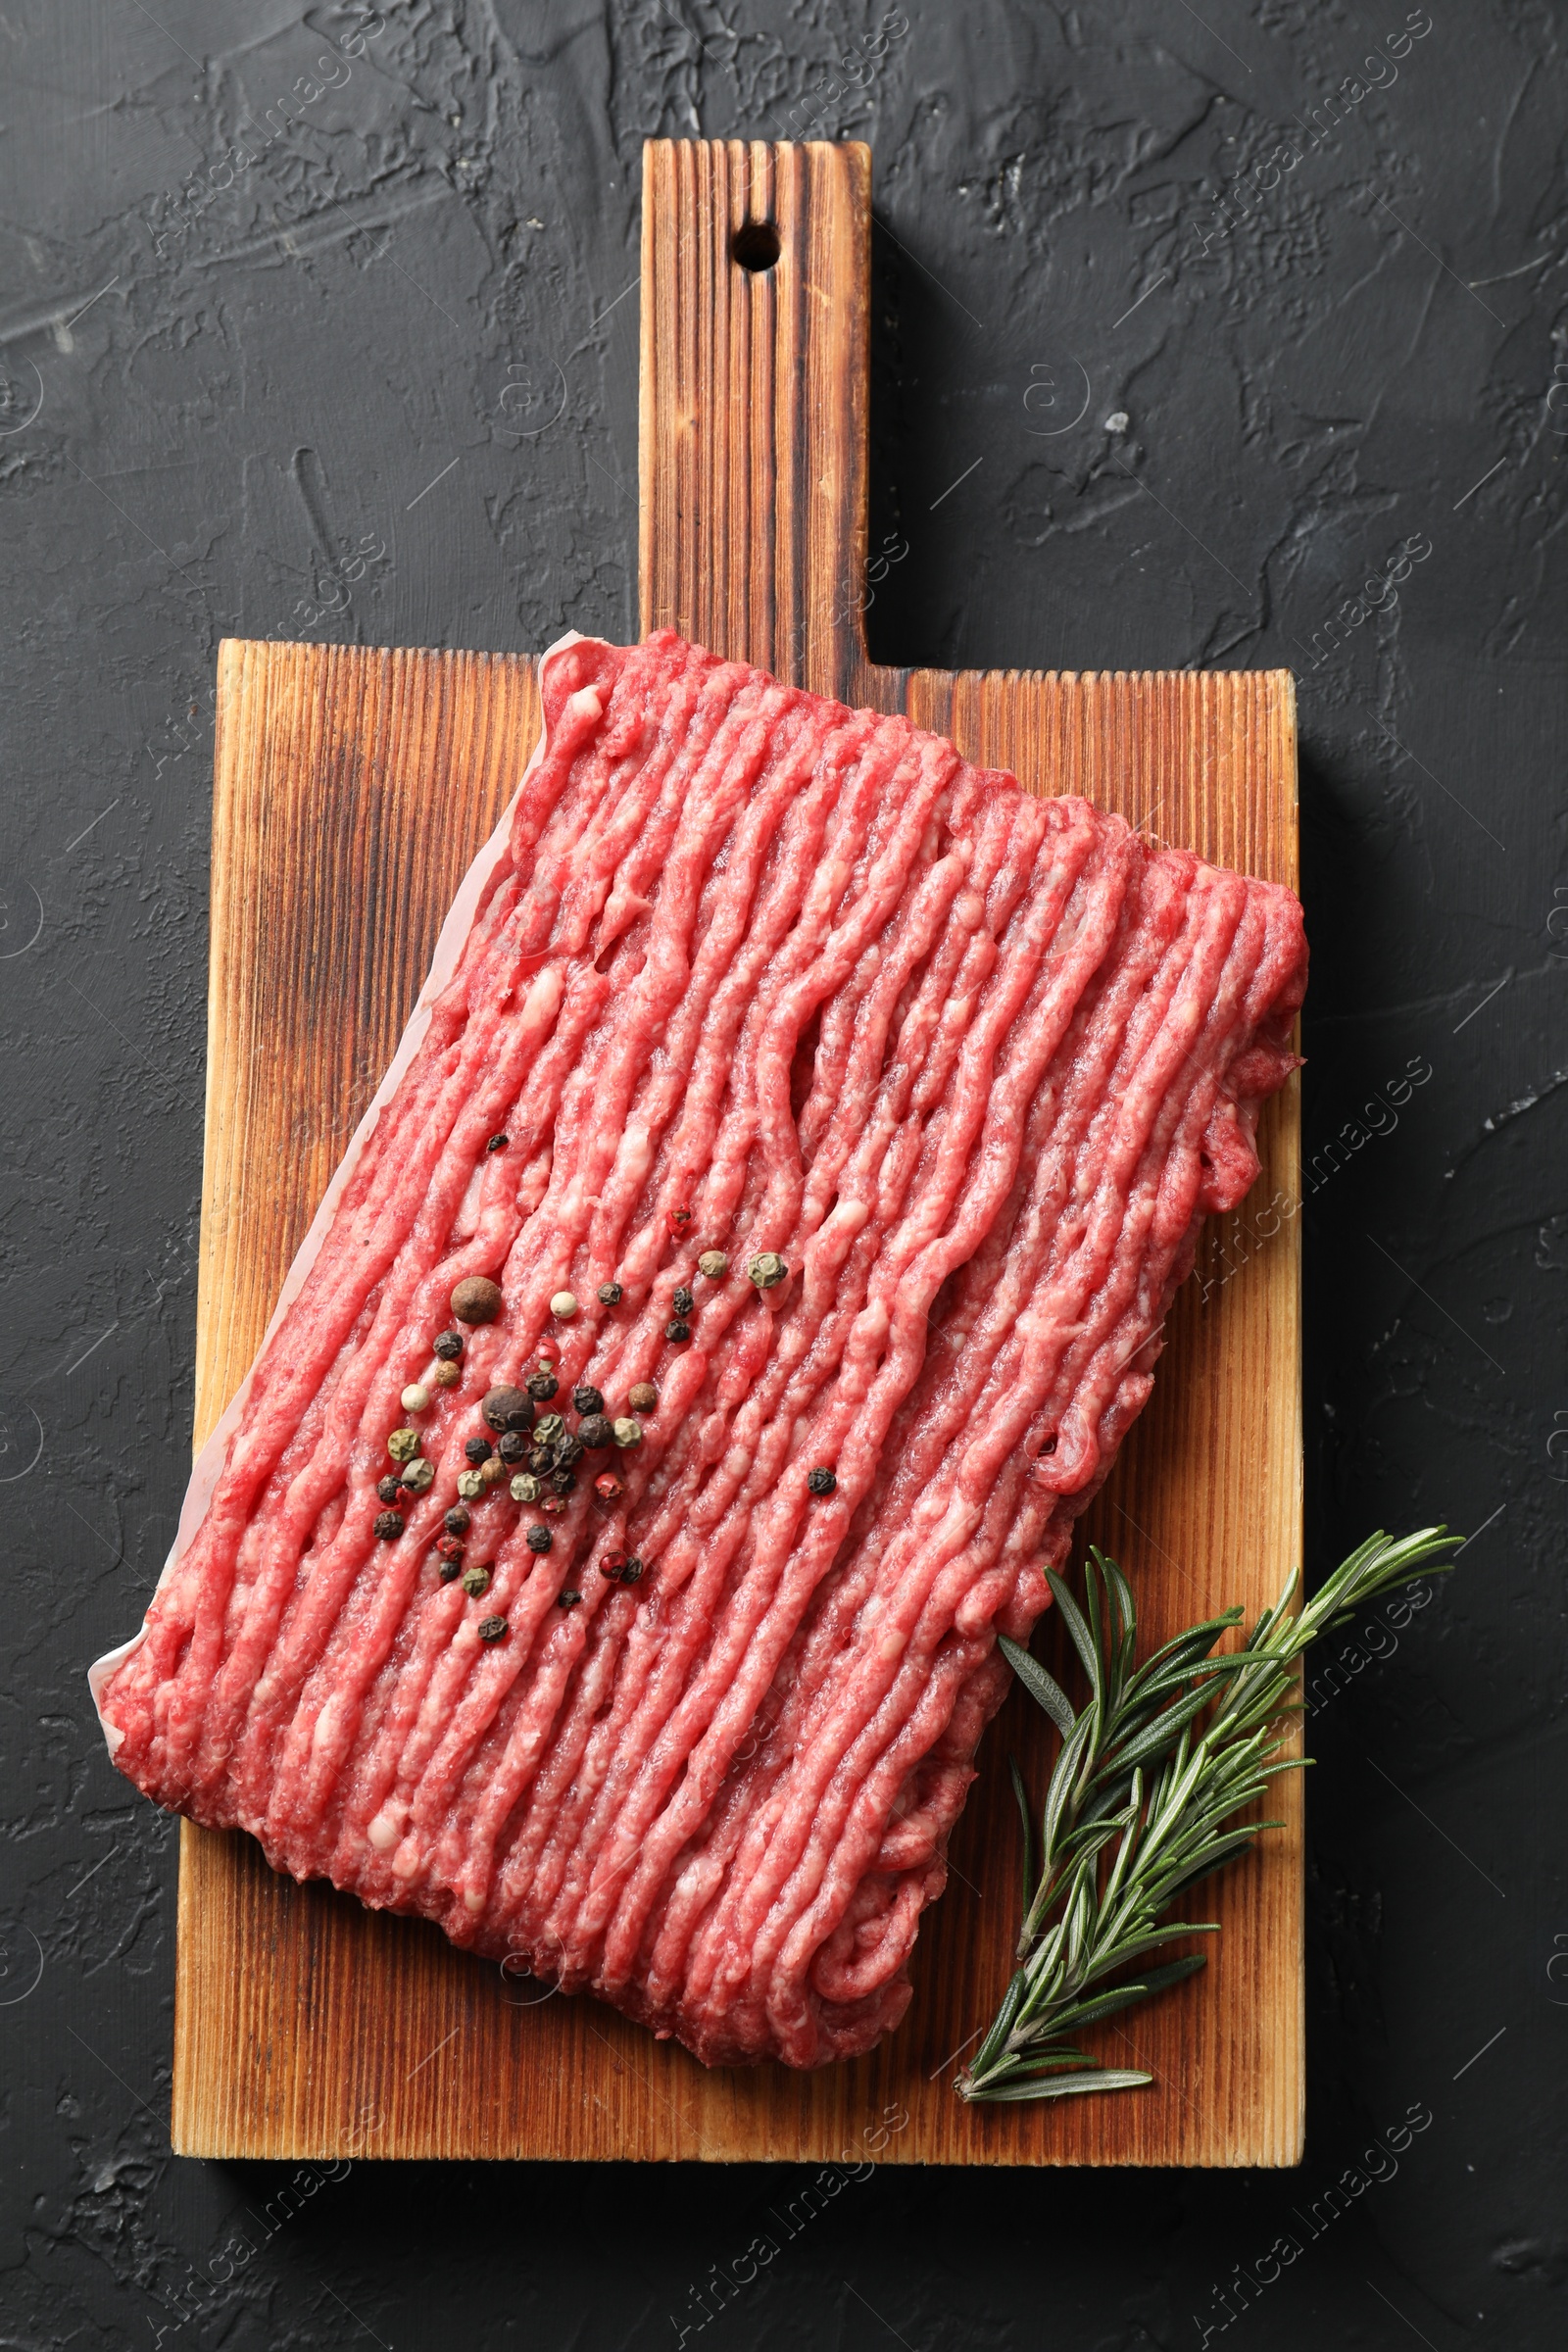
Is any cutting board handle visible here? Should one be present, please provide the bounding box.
[639,139,871,699]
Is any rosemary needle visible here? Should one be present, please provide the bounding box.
[958,1526,1461,2104]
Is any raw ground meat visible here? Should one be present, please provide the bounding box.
[92,628,1307,2069]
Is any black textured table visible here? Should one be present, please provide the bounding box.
[2,4,1561,2347]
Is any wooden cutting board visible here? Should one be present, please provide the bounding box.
[173,139,1301,2166]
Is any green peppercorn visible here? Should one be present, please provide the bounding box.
[457,1468,486,1501]
[477,1615,508,1642]
[526,1525,553,1552]
[807,1465,837,1496]
[665,1319,690,1344]
[386,1428,420,1464]
[672,1286,694,1316]
[399,1457,435,1494]
[534,1413,565,1446]
[510,1472,543,1504]
[597,1281,623,1305]
[612,1417,643,1449]
[462,1562,492,1597]
[747,1252,787,1290]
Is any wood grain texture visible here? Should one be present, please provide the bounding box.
[173,139,1301,2166]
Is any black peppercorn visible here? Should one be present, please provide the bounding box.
[376,1474,402,1505]
[433,1331,464,1361]
[438,1556,463,1583]
[807,1466,837,1496]
[573,1385,604,1416]
[558,1590,581,1608]
[597,1281,623,1305]
[485,1132,509,1153]
[477,1614,508,1641]
[672,1286,694,1316]
[620,1555,645,1585]
[554,1432,585,1471]
[464,1434,494,1464]
[666,1318,691,1343]
[528,1442,553,1475]
[498,1430,527,1463]
[577,1412,613,1450]
[548,1468,576,1497]
[525,1369,559,1402]
[444,1504,470,1536]
[373,1510,404,1540]
[526,1525,553,1553]
[481,1384,534,1434]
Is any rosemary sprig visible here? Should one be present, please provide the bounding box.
[958,1526,1460,2104]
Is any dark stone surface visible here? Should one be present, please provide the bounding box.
[2,2,1563,2345]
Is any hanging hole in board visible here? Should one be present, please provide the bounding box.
[731,220,781,273]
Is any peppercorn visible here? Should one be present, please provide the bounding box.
[477,1615,508,1641]
[526,1525,553,1552]
[534,1412,565,1446]
[665,1319,690,1344]
[481,1384,534,1434]
[456,1469,486,1502]
[433,1331,464,1361]
[541,1492,568,1515]
[612,1417,643,1449]
[525,1368,559,1402]
[627,1382,658,1412]
[373,1510,404,1541]
[573,1385,604,1416]
[436,1533,465,1561]
[485,1132,509,1152]
[376,1475,402,1505]
[672,1286,694,1316]
[461,1562,492,1597]
[697,1250,728,1280]
[444,1504,471,1536]
[510,1472,543,1504]
[465,1434,494,1464]
[807,1465,837,1496]
[438,1556,462,1583]
[431,1360,462,1390]
[593,1471,623,1502]
[451,1274,504,1324]
[578,1413,613,1450]
[550,1290,578,1320]
[558,1590,582,1608]
[527,1443,553,1475]
[597,1281,623,1305]
[620,1556,645,1585]
[498,1430,527,1463]
[480,1456,507,1488]
[554,1432,585,1470]
[401,1381,431,1414]
[386,1427,420,1464]
[399,1457,435,1495]
[747,1252,788,1290]
[666,1205,693,1238]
